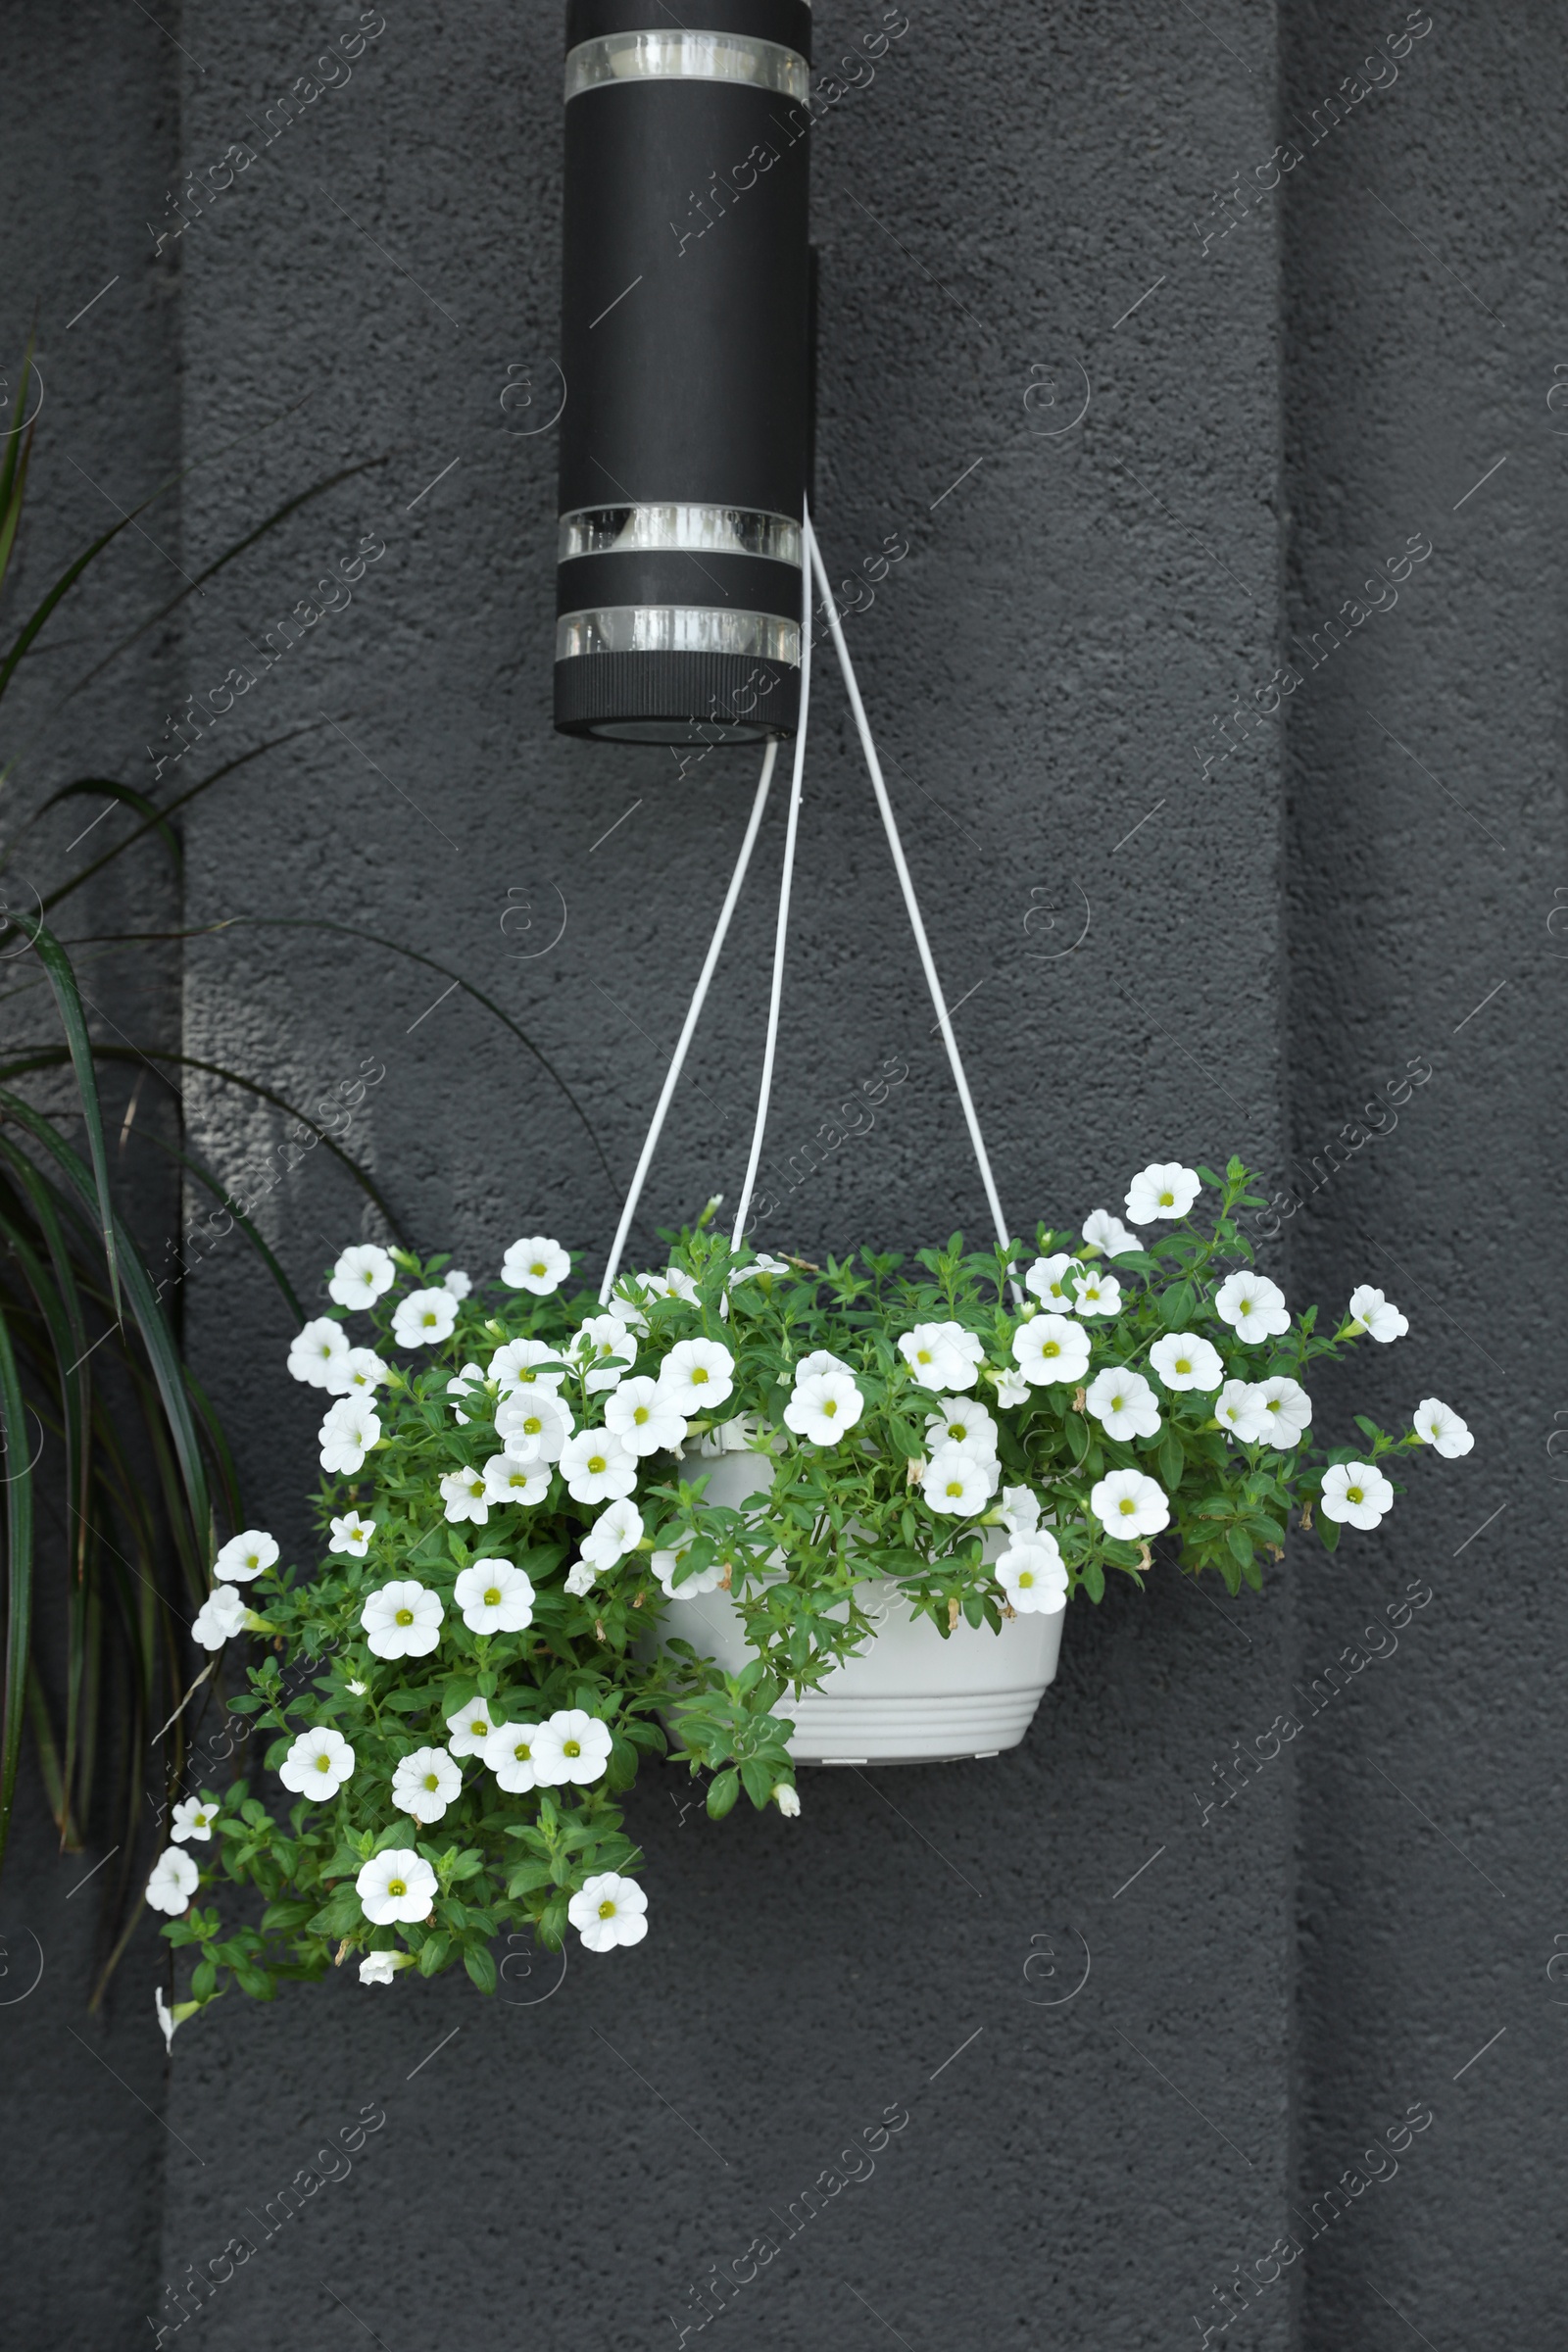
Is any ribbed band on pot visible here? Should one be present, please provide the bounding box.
[558,505,802,565]
[565,29,809,103]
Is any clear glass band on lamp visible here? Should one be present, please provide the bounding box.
[558,506,803,566]
[564,31,809,105]
[556,607,801,664]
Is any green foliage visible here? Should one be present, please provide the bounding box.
[168,1163,1452,2013]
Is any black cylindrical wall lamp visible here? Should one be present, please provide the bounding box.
[554,1,813,746]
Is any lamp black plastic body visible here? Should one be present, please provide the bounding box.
[554,0,812,745]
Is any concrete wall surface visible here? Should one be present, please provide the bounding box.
[0,4,1561,2347]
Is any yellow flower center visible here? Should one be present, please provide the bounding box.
[395,1607,414,1626]
[1175,1357,1191,1374]
[420,1311,437,1328]
[588,1454,606,1475]
[315,1755,331,1772]
[1118,1497,1136,1516]
[469,1719,486,1736]
[484,1586,501,1606]
[823,1398,839,1418]
[945,1480,963,1498]
[1159,1190,1174,1207]
[514,1740,531,1761]
[530,1261,546,1277]
[598,1898,616,1919]
[564,1740,581,1757]
[1240,1298,1252,1316]
[422,1773,439,1791]
[1043,1341,1060,1359]
[1347,1485,1363,1504]
[633,1404,650,1425]
[1110,1394,1125,1411]
[387,1878,406,1897]
[692,1367,710,1387]
[1018,1571,1035,1589]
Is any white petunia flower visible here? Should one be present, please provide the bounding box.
[1070,1266,1122,1318]
[329,1510,375,1559]
[443,1269,472,1299]
[446,1695,502,1756]
[359,1950,414,1985]
[1150,1332,1224,1393]
[356,1849,437,1926]
[995,1534,1069,1614]
[1012,1313,1091,1386]
[774,1783,802,1816]
[604,1376,688,1458]
[641,1265,700,1305]
[569,1313,638,1395]
[391,1287,459,1348]
[999,1484,1043,1535]
[318,1396,381,1475]
[559,1429,638,1504]
[728,1253,791,1287]
[658,1336,735,1414]
[796,1348,853,1381]
[454,1558,536,1634]
[564,1560,598,1596]
[191,1585,247,1651]
[531,1708,613,1788]
[488,1339,566,1397]
[484,1719,543,1792]
[1320,1460,1395,1530]
[287,1316,351,1390]
[361,1579,443,1659]
[651,1541,726,1597]
[924,1396,999,1462]
[1024,1251,1083,1308]
[1214,1269,1291,1343]
[391,1745,463,1824]
[346,1678,368,1696]
[446,1362,489,1425]
[439,1466,490,1526]
[1348,1285,1409,1343]
[328,1244,397,1309]
[339,1348,387,1396]
[278,1726,356,1798]
[1084,1367,1161,1441]
[145,1847,199,1916]
[494,1388,574,1464]
[1247,1376,1313,1448]
[580,1498,644,1572]
[568,1870,648,1953]
[898,1321,986,1393]
[605,1290,651,1337]
[171,1796,220,1842]
[213,1529,278,1584]
[481,1452,551,1506]
[501,1235,571,1295]
[1081,1209,1141,1258]
[1214,1378,1252,1436]
[993,1369,1031,1408]
[1089,1468,1169,1538]
[1125,1161,1201,1224]
[921,1444,998,1516]
[1413,1396,1473,1458]
[784,1369,864,1446]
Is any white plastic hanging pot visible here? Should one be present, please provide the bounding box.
[658,1431,1066,1767]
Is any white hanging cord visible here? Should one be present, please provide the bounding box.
[805,514,1019,1294]
[598,737,778,1305]
[728,513,815,1250]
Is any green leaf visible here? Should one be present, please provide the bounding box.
[1156,1428,1185,1493]
[1318,1515,1341,1553]
[464,1944,498,1995]
[707,1769,740,1819]
[1159,1282,1195,1330]
[1225,1526,1254,1569]
[417,1934,451,1977]
[305,1886,363,1937]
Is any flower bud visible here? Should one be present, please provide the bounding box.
[773,1784,801,1818]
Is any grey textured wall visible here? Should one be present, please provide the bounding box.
[0,3,1559,2347]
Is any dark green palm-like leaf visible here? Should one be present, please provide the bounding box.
[0,1292,36,1874]
[10,914,120,1317]
[35,779,182,873]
